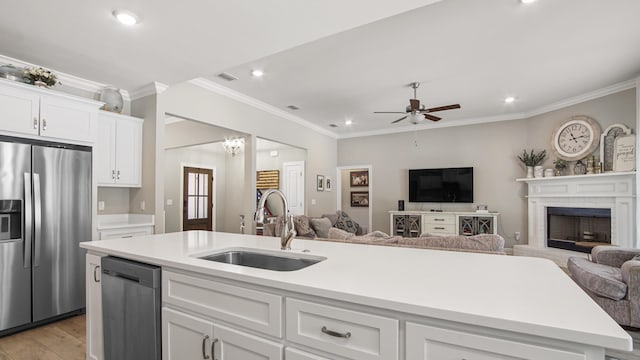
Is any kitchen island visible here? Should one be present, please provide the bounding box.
[81,230,632,360]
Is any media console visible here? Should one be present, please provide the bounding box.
[389,211,499,237]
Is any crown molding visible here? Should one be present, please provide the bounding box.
[129,81,169,100]
[339,79,637,139]
[189,78,338,139]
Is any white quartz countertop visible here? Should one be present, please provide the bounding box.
[80,231,631,351]
[96,214,155,230]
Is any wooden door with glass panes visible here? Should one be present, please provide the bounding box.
[183,167,213,231]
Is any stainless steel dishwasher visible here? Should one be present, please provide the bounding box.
[102,256,161,360]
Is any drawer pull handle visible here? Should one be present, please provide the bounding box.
[121,235,133,238]
[434,227,445,230]
[210,338,218,359]
[202,335,210,359]
[321,326,351,339]
[33,117,38,129]
[435,218,445,221]
[93,265,100,282]
[42,119,47,131]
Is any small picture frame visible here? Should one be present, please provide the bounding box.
[600,124,632,172]
[317,175,324,191]
[350,170,369,187]
[325,177,332,192]
[613,134,636,172]
[350,191,369,207]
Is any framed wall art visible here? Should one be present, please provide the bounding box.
[325,177,332,192]
[600,124,632,172]
[350,191,369,207]
[350,170,369,187]
[613,134,636,172]
[316,175,324,191]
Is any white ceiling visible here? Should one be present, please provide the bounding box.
[1,0,639,137]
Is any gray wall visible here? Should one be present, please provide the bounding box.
[97,188,131,214]
[337,89,636,247]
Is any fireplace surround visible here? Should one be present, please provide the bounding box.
[514,172,636,266]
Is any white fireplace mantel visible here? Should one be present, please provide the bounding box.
[514,172,636,266]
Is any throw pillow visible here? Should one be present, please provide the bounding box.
[293,215,316,238]
[334,211,360,234]
[310,217,332,239]
[328,227,355,240]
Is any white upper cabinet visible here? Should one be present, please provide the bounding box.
[0,80,101,143]
[96,112,143,187]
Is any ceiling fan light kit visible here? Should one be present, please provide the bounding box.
[374,81,461,124]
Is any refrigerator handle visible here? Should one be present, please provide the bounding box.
[33,173,42,268]
[23,173,32,269]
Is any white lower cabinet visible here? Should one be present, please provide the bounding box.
[97,226,154,240]
[405,322,586,360]
[162,307,282,360]
[86,253,103,360]
[284,348,331,360]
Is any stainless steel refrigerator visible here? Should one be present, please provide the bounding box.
[0,136,91,335]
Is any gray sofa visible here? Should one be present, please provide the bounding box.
[567,246,640,327]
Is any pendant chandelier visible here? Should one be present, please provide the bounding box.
[222,137,244,156]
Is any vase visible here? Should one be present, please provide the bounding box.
[34,81,48,88]
[100,86,124,113]
[574,160,586,175]
[534,165,544,178]
[526,166,534,178]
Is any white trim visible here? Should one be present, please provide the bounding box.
[129,81,169,100]
[179,163,217,231]
[282,161,305,216]
[0,53,131,100]
[336,165,373,232]
[636,76,640,244]
[189,78,338,138]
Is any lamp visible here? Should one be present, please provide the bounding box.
[222,137,244,156]
[409,112,424,124]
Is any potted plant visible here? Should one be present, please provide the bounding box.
[517,149,547,178]
[23,66,59,88]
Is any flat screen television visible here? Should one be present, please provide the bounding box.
[409,167,474,203]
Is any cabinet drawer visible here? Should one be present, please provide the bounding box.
[406,322,585,360]
[286,298,398,360]
[421,223,456,235]
[163,270,282,337]
[422,214,455,225]
[285,348,332,360]
[98,226,153,240]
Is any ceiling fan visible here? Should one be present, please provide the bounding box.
[374,82,461,124]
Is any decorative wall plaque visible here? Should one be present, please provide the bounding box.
[600,124,631,172]
[613,134,636,172]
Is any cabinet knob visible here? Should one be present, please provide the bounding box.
[117,170,120,180]
[112,170,116,180]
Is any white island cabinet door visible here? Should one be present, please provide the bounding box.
[163,307,214,360]
[113,115,142,186]
[95,115,116,185]
[214,324,282,360]
[86,254,103,360]
[0,83,40,136]
[406,322,586,360]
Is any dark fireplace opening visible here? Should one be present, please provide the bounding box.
[546,207,611,253]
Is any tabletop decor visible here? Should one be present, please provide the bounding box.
[517,149,546,178]
[100,86,124,113]
[23,66,59,87]
[553,158,567,176]
[613,134,636,172]
[600,124,632,172]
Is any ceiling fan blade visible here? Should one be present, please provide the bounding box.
[391,116,408,124]
[374,111,406,114]
[424,114,442,122]
[409,99,420,111]
[423,104,461,113]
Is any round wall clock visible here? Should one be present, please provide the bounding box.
[551,115,601,161]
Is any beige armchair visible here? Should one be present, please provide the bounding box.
[567,246,640,328]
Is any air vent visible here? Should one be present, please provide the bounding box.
[217,72,238,81]
[287,105,300,110]
[329,124,338,128]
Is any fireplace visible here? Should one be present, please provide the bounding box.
[546,207,611,253]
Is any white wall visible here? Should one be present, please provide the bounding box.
[337,89,637,247]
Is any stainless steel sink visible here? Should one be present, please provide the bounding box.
[199,249,325,271]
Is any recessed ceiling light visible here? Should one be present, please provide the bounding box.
[504,96,516,104]
[521,0,537,4]
[113,10,139,25]
[345,120,353,126]
[251,69,264,77]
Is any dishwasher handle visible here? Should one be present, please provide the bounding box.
[102,269,142,283]
[101,256,161,289]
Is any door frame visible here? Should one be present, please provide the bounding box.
[179,162,216,231]
[336,164,373,232]
[282,161,305,215]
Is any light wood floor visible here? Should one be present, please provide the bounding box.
[0,315,85,360]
